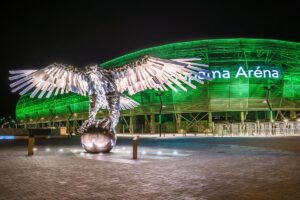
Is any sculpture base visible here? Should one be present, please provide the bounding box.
[81,129,116,153]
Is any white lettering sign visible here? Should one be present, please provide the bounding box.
[196,66,280,80]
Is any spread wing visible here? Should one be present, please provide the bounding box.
[119,94,139,110]
[109,56,211,95]
[9,63,90,98]
[97,94,139,110]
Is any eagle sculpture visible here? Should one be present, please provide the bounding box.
[9,55,210,153]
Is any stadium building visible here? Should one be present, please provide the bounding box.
[15,38,300,135]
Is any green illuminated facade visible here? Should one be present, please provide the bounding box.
[16,38,300,132]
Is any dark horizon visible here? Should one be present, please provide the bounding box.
[1,1,299,118]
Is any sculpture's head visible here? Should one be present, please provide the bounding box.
[85,64,99,73]
[84,64,105,83]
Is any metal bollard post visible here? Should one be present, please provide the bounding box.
[132,136,139,160]
[28,135,35,156]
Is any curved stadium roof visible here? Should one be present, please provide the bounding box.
[16,38,300,123]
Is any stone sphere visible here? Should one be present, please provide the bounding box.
[81,127,117,153]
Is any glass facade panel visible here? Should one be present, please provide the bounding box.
[16,38,300,123]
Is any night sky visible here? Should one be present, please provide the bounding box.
[0,1,299,118]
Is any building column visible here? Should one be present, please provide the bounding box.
[267,111,273,122]
[73,120,77,134]
[144,115,148,134]
[66,120,70,134]
[290,111,296,120]
[130,110,136,134]
[176,113,181,133]
[173,114,176,133]
[150,114,155,134]
[208,112,213,131]
[241,111,245,124]
[130,116,136,134]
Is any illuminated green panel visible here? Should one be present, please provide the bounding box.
[16,93,89,120]
[16,38,300,122]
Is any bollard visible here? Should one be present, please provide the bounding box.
[132,136,139,160]
[28,136,35,156]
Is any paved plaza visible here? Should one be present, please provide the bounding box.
[0,136,300,200]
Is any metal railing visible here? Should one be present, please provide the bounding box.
[213,122,300,136]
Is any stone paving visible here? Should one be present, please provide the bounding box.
[0,136,300,200]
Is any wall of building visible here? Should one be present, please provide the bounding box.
[15,38,300,131]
